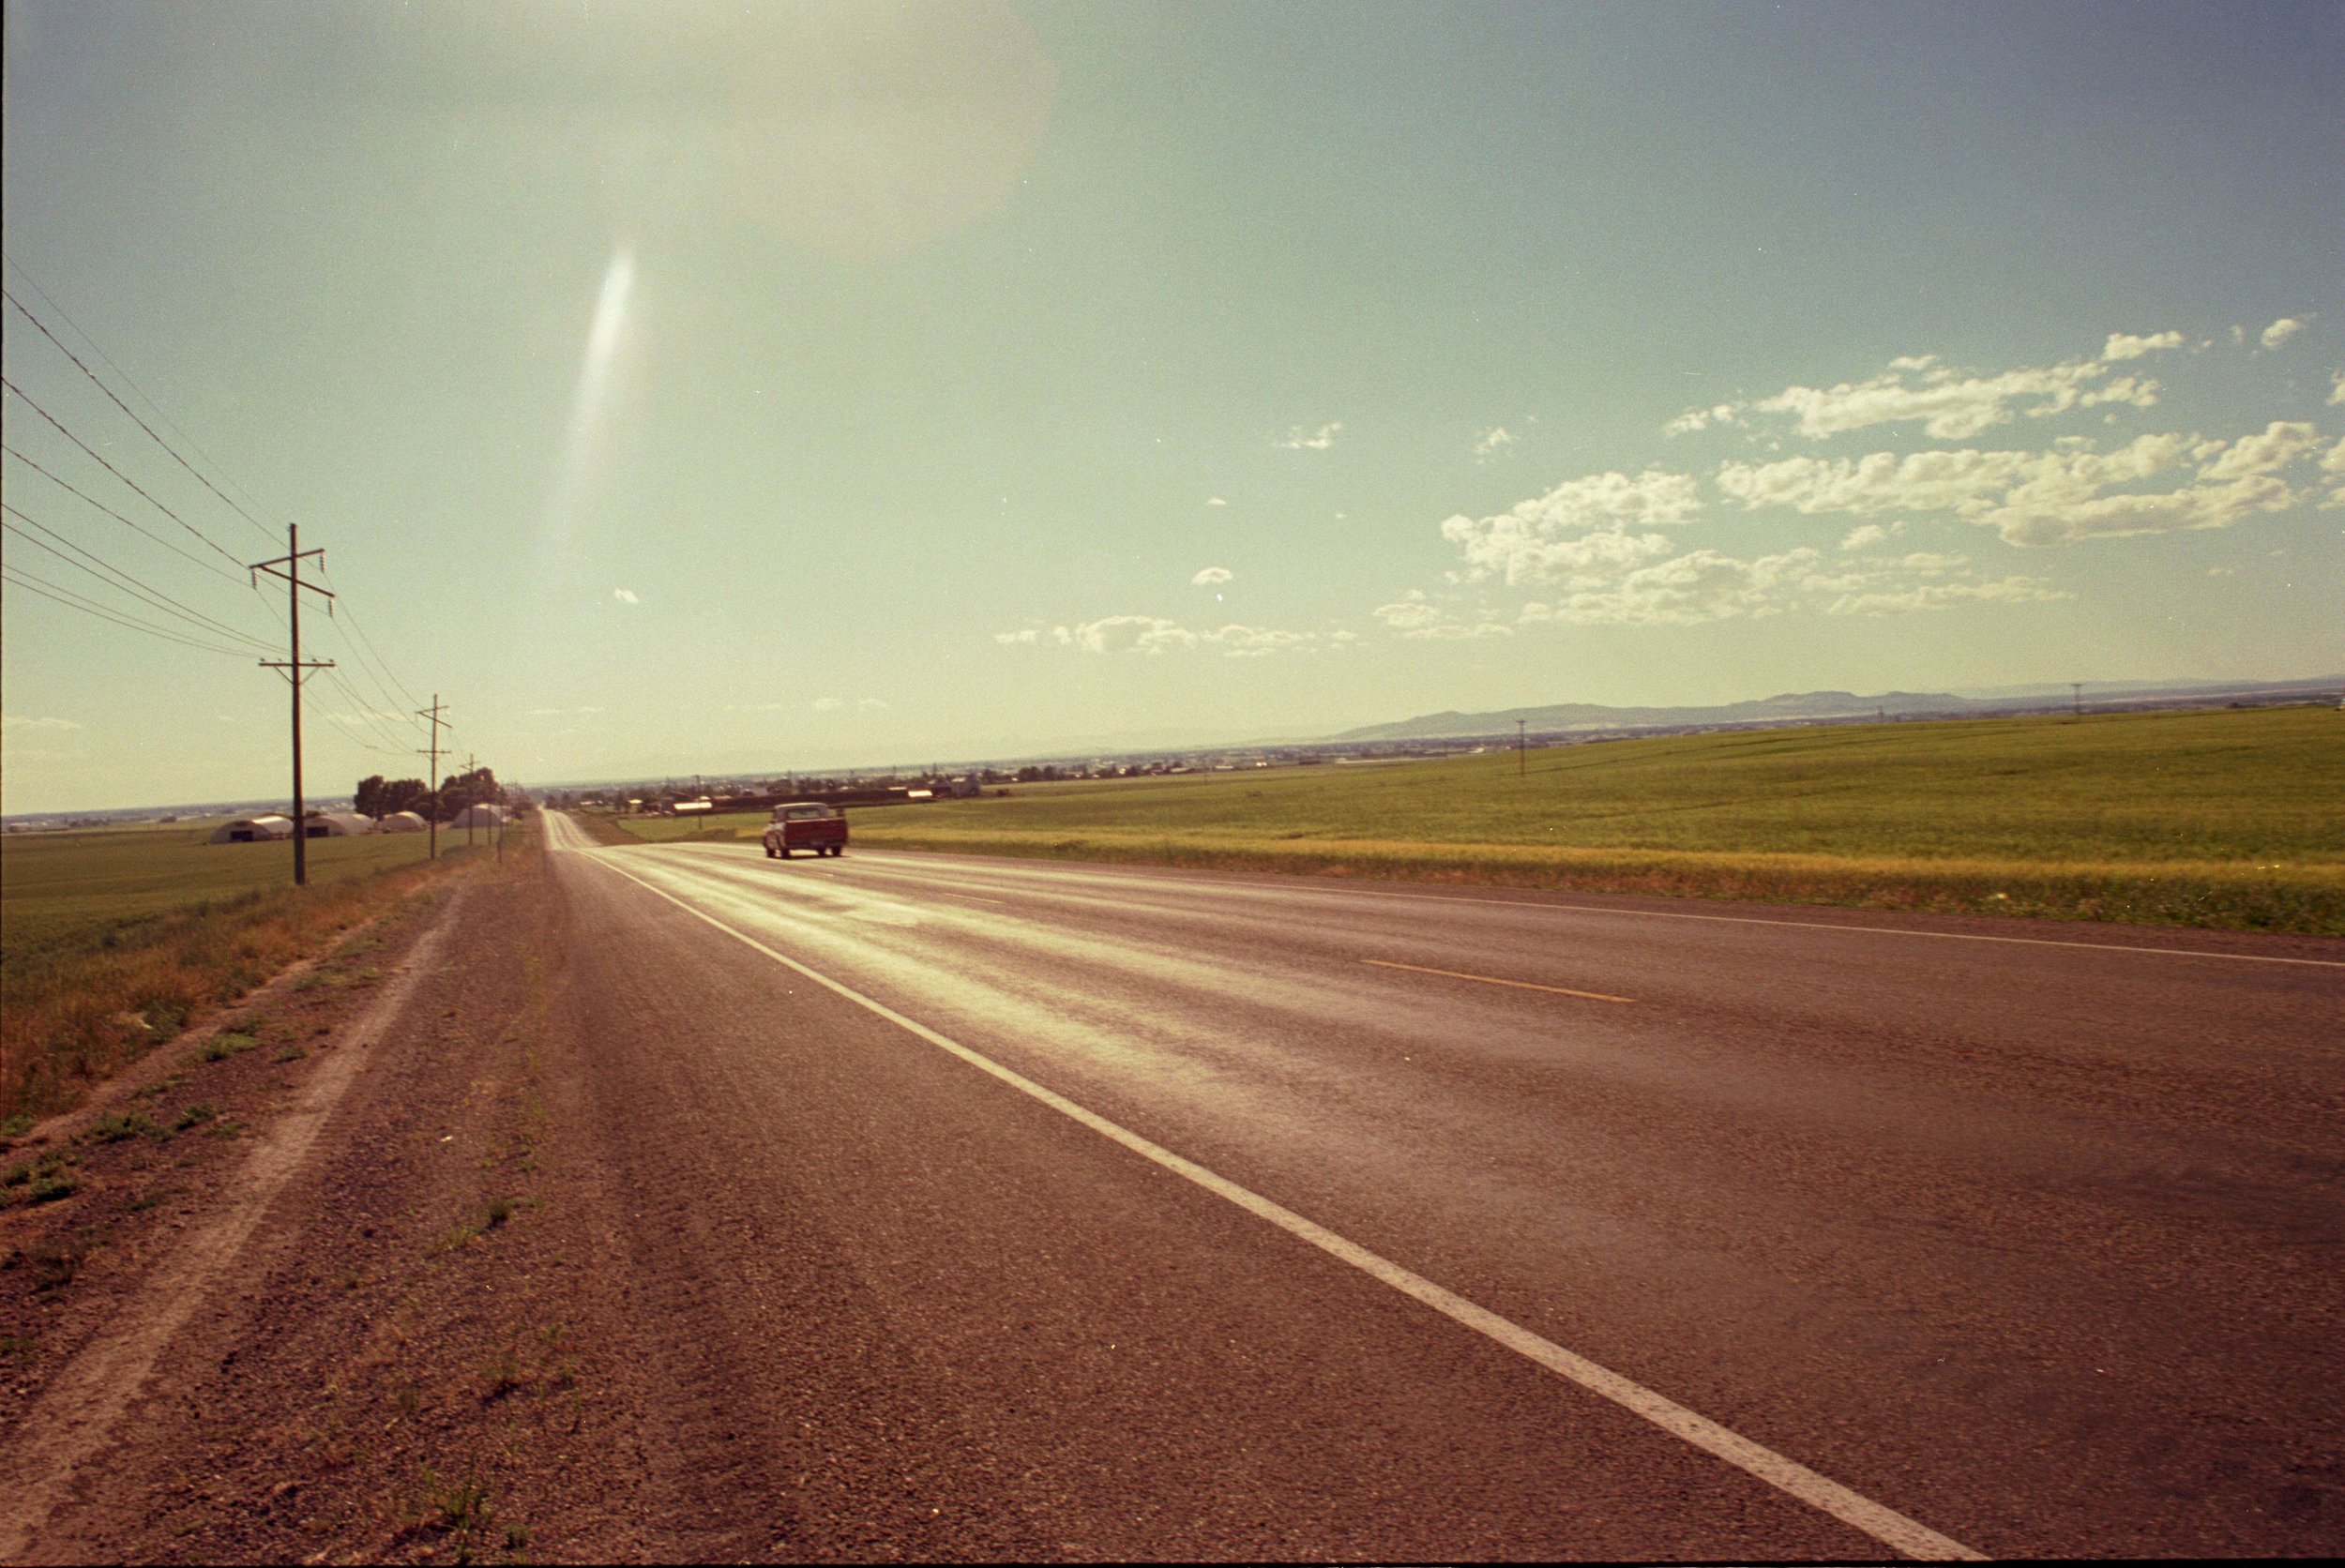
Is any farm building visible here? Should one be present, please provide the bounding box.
[304,812,374,837]
[376,810,428,833]
[208,815,294,843]
[445,804,507,828]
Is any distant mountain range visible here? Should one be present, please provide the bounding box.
[1329,677,2343,744]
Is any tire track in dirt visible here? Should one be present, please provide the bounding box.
[0,888,469,1560]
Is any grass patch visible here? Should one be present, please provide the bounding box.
[190,1031,258,1063]
[23,1170,80,1205]
[172,1102,219,1132]
[849,707,2345,932]
[2,824,480,1122]
[82,1110,164,1144]
[17,1231,96,1290]
[273,1043,308,1063]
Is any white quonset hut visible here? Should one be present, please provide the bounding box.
[445,804,507,829]
[304,812,375,837]
[208,815,295,843]
[376,810,429,834]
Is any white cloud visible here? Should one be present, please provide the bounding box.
[1275,421,1342,451]
[1664,403,1740,437]
[1201,625,1316,657]
[1721,423,2325,546]
[1437,468,1702,585]
[1473,427,1517,458]
[1189,566,1233,586]
[993,628,1040,644]
[1514,548,1824,626]
[1070,615,1194,655]
[857,697,888,711]
[1370,591,1442,632]
[1838,523,1890,550]
[1205,496,1227,507]
[1742,352,2161,440]
[2260,317,2307,350]
[2195,420,2325,482]
[1370,591,1512,640]
[1040,614,1331,656]
[612,587,639,604]
[1825,576,2070,616]
[1,714,83,731]
[812,696,844,711]
[2101,331,2184,362]
[2327,371,2344,407]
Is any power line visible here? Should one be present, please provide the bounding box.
[3,285,280,547]
[1,505,276,651]
[312,669,412,756]
[3,442,251,587]
[0,261,437,744]
[318,565,424,712]
[0,376,246,567]
[320,618,426,746]
[1,565,262,659]
[319,664,419,755]
[2,249,284,544]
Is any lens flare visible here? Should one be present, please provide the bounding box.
[539,246,635,565]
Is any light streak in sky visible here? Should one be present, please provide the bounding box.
[540,245,636,564]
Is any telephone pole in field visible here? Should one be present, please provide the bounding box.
[464,751,479,847]
[250,524,335,887]
[1517,717,1527,776]
[416,696,449,860]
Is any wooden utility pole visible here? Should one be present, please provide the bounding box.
[2072,682,2083,718]
[250,524,335,886]
[464,751,479,848]
[416,696,449,860]
[1517,717,1527,776]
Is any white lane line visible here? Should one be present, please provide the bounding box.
[585,851,1985,1562]
[1363,957,1636,1004]
[843,852,2345,969]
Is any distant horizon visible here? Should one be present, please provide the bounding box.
[9,668,2336,822]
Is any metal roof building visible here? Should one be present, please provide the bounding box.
[207,815,295,843]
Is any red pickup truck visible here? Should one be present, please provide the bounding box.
[763,802,847,858]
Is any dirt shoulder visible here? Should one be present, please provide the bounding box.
[0,844,667,1563]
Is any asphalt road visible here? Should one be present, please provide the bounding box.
[540,812,2344,1559]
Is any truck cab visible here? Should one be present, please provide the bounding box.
[763,802,847,859]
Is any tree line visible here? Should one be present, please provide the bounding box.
[353,766,502,822]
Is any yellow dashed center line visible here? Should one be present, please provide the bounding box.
[1362,957,1637,1004]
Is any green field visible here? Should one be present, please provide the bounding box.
[645,706,2342,932]
[2,825,456,967]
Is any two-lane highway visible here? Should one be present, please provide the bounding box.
[542,813,2344,1558]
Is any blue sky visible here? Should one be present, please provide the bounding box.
[3,1,2339,812]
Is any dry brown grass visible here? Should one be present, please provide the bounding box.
[3,852,469,1126]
